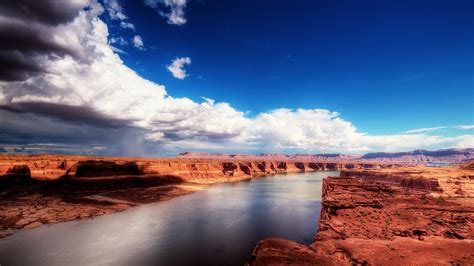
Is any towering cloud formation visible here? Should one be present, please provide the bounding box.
[0,0,472,156]
[0,0,89,81]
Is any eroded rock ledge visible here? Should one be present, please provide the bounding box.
[0,154,402,181]
[250,166,474,265]
[0,154,400,237]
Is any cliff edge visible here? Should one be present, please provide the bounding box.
[251,166,474,265]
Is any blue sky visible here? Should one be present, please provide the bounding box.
[0,0,472,155]
[109,0,473,135]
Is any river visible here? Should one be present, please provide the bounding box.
[0,171,337,266]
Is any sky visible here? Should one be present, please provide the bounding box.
[0,0,472,156]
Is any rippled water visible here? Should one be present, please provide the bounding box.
[0,171,337,266]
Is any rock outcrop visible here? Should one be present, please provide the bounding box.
[251,166,474,265]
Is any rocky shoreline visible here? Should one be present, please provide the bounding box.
[250,165,474,265]
[0,154,401,238]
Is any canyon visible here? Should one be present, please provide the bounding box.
[1,153,473,265]
[0,154,400,237]
[250,163,474,265]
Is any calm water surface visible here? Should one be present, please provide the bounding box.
[0,171,337,266]
[426,162,451,167]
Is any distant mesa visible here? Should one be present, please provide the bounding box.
[178,148,474,164]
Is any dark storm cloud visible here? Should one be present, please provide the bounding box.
[0,51,45,81]
[162,130,240,142]
[0,0,87,81]
[0,102,134,128]
[0,110,151,156]
[0,0,85,26]
[0,110,108,145]
[0,19,80,56]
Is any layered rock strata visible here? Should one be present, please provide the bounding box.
[0,154,400,181]
[0,154,399,237]
[251,166,474,265]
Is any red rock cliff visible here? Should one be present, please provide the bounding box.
[0,154,402,237]
[0,154,402,183]
[251,166,474,265]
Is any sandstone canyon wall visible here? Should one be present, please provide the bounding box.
[0,154,403,183]
[0,154,401,237]
[251,166,474,265]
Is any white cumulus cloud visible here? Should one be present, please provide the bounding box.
[133,35,145,50]
[167,57,191,79]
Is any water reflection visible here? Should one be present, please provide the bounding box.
[0,171,337,266]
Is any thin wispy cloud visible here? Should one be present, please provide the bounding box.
[103,0,138,52]
[404,125,474,134]
[403,126,448,134]
[104,0,127,20]
[120,21,136,31]
[110,46,127,54]
[109,37,128,46]
[456,125,474,130]
[144,0,188,25]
